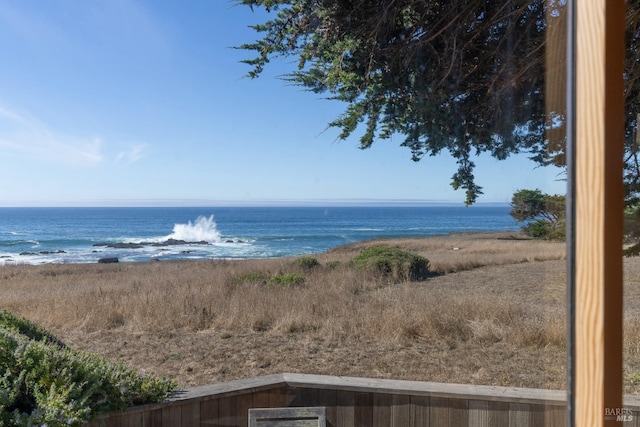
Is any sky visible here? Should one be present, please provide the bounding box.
[0,1,566,207]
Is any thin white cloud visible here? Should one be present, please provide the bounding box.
[0,105,105,166]
[0,106,34,127]
[117,143,149,163]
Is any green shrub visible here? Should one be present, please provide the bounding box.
[268,273,305,287]
[349,245,430,282]
[0,309,64,346]
[290,256,321,270]
[231,271,267,285]
[0,310,176,426]
[523,219,565,240]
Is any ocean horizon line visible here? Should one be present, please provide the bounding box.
[0,198,511,208]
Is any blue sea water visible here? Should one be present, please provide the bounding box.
[0,206,519,265]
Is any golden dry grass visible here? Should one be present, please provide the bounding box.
[3,231,640,394]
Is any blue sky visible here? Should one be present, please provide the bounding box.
[0,1,565,206]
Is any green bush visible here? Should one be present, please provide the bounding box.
[0,310,176,426]
[349,245,430,282]
[268,273,305,287]
[290,256,321,270]
[523,219,565,240]
[0,309,64,346]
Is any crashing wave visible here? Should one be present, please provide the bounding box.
[167,215,222,243]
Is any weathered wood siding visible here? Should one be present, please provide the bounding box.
[85,374,640,427]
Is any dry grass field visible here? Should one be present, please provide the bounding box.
[3,231,640,395]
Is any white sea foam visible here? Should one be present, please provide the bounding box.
[167,215,222,243]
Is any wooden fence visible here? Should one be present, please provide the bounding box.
[85,373,640,426]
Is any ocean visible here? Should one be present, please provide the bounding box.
[0,205,518,265]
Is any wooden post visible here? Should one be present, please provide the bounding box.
[575,0,625,425]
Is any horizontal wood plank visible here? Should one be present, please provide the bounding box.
[281,374,566,405]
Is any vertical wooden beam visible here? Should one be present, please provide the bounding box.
[575,0,625,425]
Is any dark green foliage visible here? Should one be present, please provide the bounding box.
[510,189,565,240]
[509,189,547,222]
[0,310,176,426]
[523,219,552,239]
[268,273,305,287]
[625,244,640,257]
[0,309,65,347]
[290,256,321,270]
[523,218,565,240]
[349,245,430,282]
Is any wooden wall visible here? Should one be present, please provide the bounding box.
[84,373,640,427]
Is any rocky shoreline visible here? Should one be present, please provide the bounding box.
[1,237,250,265]
[17,250,67,256]
[92,238,211,249]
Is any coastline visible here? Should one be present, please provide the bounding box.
[0,205,520,266]
[1,230,523,267]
